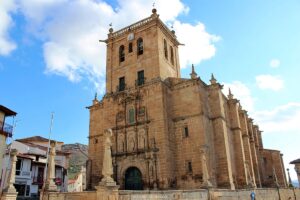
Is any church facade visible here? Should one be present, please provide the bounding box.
[87,9,287,190]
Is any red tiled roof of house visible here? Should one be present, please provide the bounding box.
[0,105,17,116]
[16,136,63,143]
[290,158,300,164]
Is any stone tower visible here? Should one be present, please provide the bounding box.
[87,9,287,190]
[105,8,181,94]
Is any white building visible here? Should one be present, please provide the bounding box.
[1,136,70,198]
[68,166,86,192]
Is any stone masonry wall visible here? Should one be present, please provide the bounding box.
[44,188,300,200]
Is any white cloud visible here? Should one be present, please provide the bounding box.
[254,102,300,182]
[0,0,17,56]
[174,21,220,68]
[256,74,284,91]
[253,102,300,133]
[270,59,280,68]
[222,81,255,112]
[3,0,219,92]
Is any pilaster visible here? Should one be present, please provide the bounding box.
[239,109,256,188]
[228,97,248,188]
[208,75,234,189]
[253,125,262,187]
[247,119,261,187]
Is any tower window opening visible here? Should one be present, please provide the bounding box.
[119,45,125,62]
[164,39,168,59]
[119,76,125,92]
[137,70,144,86]
[183,126,189,138]
[129,42,133,53]
[170,46,174,65]
[137,38,143,55]
[186,161,193,173]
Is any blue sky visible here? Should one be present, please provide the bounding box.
[0,0,299,181]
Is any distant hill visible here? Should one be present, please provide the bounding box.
[61,143,88,179]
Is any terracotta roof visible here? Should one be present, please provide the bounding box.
[290,158,300,164]
[0,105,17,116]
[20,141,71,155]
[68,179,76,184]
[16,136,63,143]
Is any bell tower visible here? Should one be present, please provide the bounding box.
[104,8,181,94]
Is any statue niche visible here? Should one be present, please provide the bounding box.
[138,130,146,150]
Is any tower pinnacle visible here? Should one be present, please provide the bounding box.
[190,64,198,79]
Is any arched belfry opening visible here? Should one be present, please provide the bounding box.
[124,167,143,190]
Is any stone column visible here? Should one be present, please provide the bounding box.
[228,93,248,188]
[208,75,234,189]
[239,109,256,188]
[95,129,119,200]
[1,149,18,200]
[45,140,57,191]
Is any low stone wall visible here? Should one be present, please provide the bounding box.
[43,188,300,200]
[46,191,97,200]
[119,189,208,200]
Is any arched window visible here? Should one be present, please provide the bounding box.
[164,39,168,59]
[119,45,125,62]
[170,46,174,65]
[128,107,135,124]
[137,38,143,55]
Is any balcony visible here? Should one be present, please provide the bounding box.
[16,170,31,178]
[0,120,13,137]
[32,176,44,185]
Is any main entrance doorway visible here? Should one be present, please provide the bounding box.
[124,167,143,190]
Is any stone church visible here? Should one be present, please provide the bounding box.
[87,8,287,190]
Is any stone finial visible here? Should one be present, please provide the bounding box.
[171,25,175,35]
[228,88,234,99]
[151,3,158,17]
[190,64,198,79]
[210,73,217,85]
[93,92,99,105]
[109,23,113,33]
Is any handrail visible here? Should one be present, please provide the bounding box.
[0,120,13,136]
